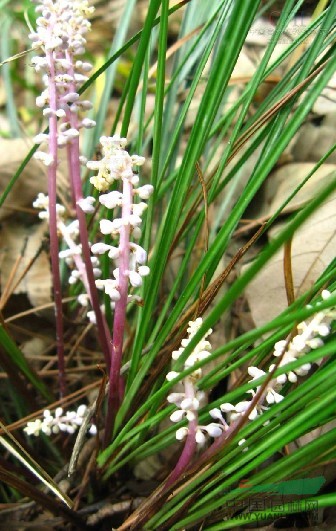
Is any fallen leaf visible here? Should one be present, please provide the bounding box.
[242,195,336,328]
[257,163,336,218]
[291,113,336,165]
[313,72,336,115]
[0,138,47,221]
[0,221,51,308]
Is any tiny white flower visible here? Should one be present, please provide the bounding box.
[63,128,79,139]
[77,196,96,213]
[93,267,102,278]
[132,202,147,217]
[129,271,142,287]
[316,323,330,337]
[99,191,123,209]
[33,133,49,144]
[265,389,283,404]
[170,410,185,423]
[55,109,66,118]
[166,371,180,381]
[59,246,81,259]
[55,407,63,418]
[100,219,115,235]
[81,118,96,129]
[89,424,97,435]
[322,289,331,300]
[172,348,184,360]
[87,161,102,171]
[62,92,79,103]
[195,429,206,446]
[135,184,154,199]
[91,242,112,255]
[127,214,142,227]
[87,310,96,324]
[108,247,120,260]
[132,227,142,239]
[248,367,266,380]
[202,423,223,438]
[131,155,145,166]
[78,294,89,306]
[138,265,150,277]
[33,151,54,166]
[209,408,224,421]
[167,393,186,405]
[176,427,188,441]
[238,439,248,452]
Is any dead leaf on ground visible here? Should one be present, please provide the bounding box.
[242,194,336,328]
[20,336,53,369]
[256,163,336,218]
[0,221,51,308]
[313,72,336,115]
[292,113,336,165]
[0,138,47,220]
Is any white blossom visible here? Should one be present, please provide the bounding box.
[91,242,114,255]
[135,184,154,200]
[30,0,96,171]
[33,151,54,167]
[99,191,123,209]
[77,196,96,214]
[167,318,216,446]
[87,136,153,315]
[24,405,96,437]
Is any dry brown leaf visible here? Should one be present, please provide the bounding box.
[247,17,314,66]
[313,72,336,115]
[20,336,53,369]
[247,18,276,47]
[257,163,336,218]
[242,195,336,328]
[288,420,336,488]
[292,113,336,165]
[0,221,51,308]
[231,49,257,78]
[0,138,47,220]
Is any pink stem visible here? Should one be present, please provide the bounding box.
[68,135,113,370]
[165,418,197,488]
[165,378,198,488]
[64,52,113,371]
[46,46,66,397]
[104,177,132,445]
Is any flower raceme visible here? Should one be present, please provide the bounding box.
[31,135,153,439]
[210,292,335,441]
[80,135,154,436]
[24,405,96,437]
[84,136,153,314]
[168,292,335,453]
[29,0,153,433]
[167,318,224,447]
[33,134,154,326]
[29,0,102,394]
[30,0,95,165]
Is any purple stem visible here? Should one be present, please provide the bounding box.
[165,377,198,488]
[103,177,132,445]
[65,52,113,371]
[46,47,66,398]
[67,134,113,371]
[165,418,197,488]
